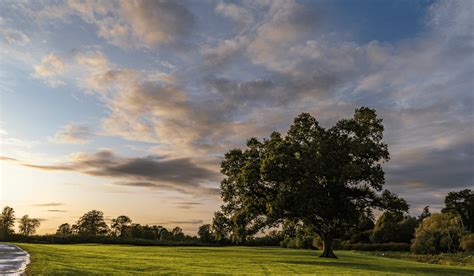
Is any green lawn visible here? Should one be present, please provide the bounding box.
[17,243,474,275]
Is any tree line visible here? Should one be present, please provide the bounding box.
[0,208,197,243]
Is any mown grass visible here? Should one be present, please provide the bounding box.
[17,243,474,275]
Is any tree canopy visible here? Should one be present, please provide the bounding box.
[19,215,41,236]
[442,189,473,232]
[217,107,407,257]
[0,206,15,239]
[74,210,109,236]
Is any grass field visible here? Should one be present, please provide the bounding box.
[18,243,474,275]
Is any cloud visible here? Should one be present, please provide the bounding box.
[47,209,67,212]
[161,219,203,225]
[0,28,30,46]
[33,53,66,87]
[121,0,194,47]
[33,203,64,207]
[9,149,220,196]
[174,201,203,209]
[215,2,255,28]
[386,141,474,190]
[49,124,93,144]
[31,0,195,49]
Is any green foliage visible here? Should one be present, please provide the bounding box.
[0,206,16,238]
[111,215,132,237]
[18,244,474,275]
[460,233,474,253]
[74,210,109,236]
[442,189,473,232]
[56,223,73,236]
[218,108,406,258]
[371,211,418,244]
[350,230,373,244]
[418,206,431,222]
[18,215,41,236]
[211,211,231,244]
[411,213,463,254]
[198,224,215,243]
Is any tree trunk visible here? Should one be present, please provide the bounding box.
[320,236,337,258]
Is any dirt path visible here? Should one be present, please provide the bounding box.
[0,244,29,275]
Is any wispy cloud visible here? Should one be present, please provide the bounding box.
[33,203,64,207]
[49,124,93,144]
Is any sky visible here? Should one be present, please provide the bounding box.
[0,0,473,235]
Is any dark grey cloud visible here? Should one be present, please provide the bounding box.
[386,141,474,190]
[8,150,220,196]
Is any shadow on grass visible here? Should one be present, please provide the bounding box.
[281,259,473,275]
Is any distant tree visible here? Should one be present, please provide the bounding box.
[411,213,463,254]
[418,206,431,222]
[371,211,417,244]
[371,211,403,243]
[75,210,109,236]
[442,189,473,232]
[159,227,173,241]
[198,224,214,243]
[172,226,185,240]
[56,223,73,235]
[0,206,16,238]
[18,215,41,236]
[219,108,407,258]
[211,211,230,243]
[111,215,132,237]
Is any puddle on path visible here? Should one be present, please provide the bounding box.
[0,244,30,275]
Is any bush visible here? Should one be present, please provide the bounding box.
[460,233,474,253]
[4,234,209,246]
[280,236,316,249]
[340,243,411,251]
[411,213,463,254]
[350,230,372,244]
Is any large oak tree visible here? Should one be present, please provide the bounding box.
[218,107,407,258]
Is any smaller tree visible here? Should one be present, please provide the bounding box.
[411,213,463,254]
[75,210,109,236]
[18,215,41,236]
[0,206,16,239]
[198,224,214,243]
[172,226,185,240]
[442,189,473,232]
[111,215,132,237]
[56,223,73,235]
[211,211,230,244]
[418,206,431,222]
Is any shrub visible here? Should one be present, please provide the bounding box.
[350,230,372,244]
[460,233,474,253]
[280,236,316,249]
[411,213,463,254]
[371,211,418,244]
